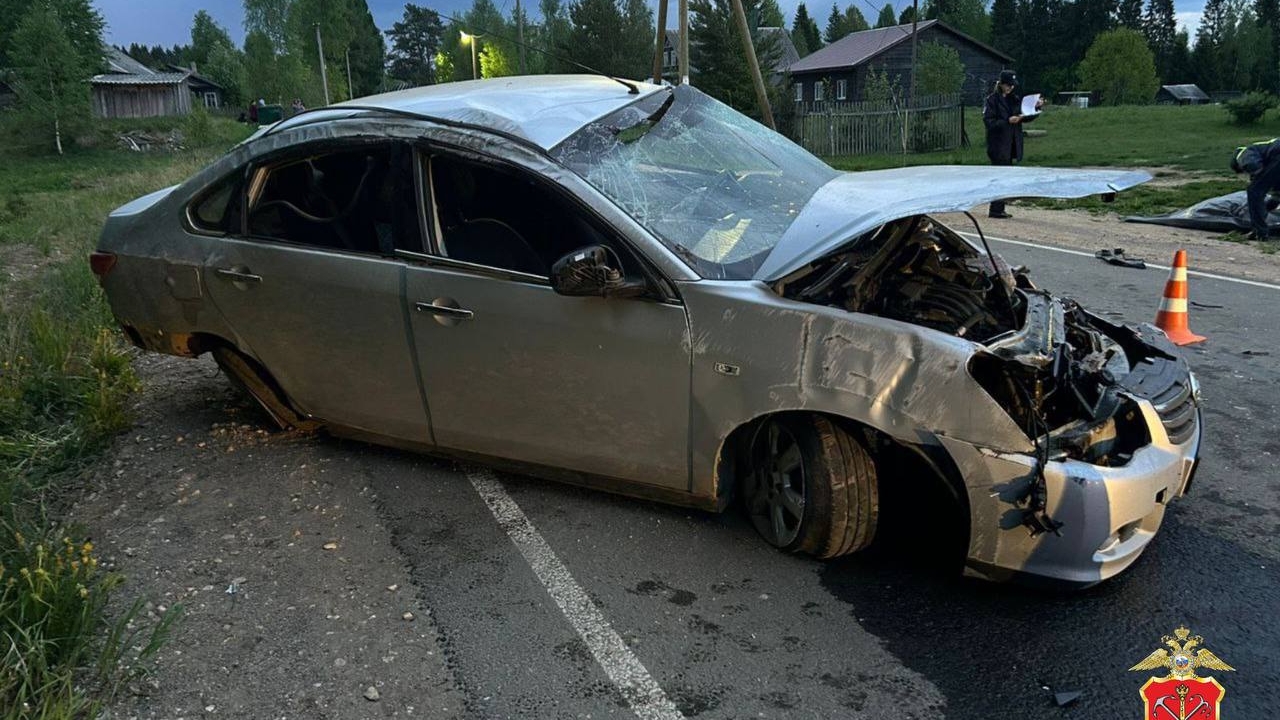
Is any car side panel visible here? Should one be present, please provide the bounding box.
[202,240,430,443]
[679,280,1029,500]
[404,265,692,489]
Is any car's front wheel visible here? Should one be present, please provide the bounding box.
[744,415,878,559]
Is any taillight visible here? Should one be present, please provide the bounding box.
[89,251,117,280]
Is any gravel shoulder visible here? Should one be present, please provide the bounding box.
[938,205,1280,285]
[75,354,464,720]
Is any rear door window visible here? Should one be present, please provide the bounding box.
[246,143,421,255]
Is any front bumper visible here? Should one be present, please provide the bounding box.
[943,392,1201,586]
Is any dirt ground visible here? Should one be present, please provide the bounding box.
[75,354,465,720]
[939,205,1280,285]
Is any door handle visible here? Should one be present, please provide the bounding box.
[415,300,474,321]
[214,267,262,284]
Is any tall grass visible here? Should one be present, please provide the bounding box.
[0,115,252,718]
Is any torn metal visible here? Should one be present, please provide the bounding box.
[96,77,1198,587]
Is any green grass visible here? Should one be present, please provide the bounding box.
[0,114,251,719]
[826,103,1276,215]
[829,103,1278,172]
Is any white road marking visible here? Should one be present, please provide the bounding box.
[956,231,1280,292]
[467,470,684,720]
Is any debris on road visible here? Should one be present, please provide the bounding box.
[1053,690,1082,707]
[323,542,338,550]
[363,686,381,702]
[1095,247,1147,268]
[1242,350,1271,356]
[1191,301,1225,309]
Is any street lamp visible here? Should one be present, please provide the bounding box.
[460,31,483,80]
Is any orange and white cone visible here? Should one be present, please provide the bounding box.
[1154,250,1206,346]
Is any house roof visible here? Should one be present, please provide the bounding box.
[167,64,225,91]
[105,46,156,75]
[90,72,189,86]
[1159,84,1209,101]
[788,19,1012,74]
[758,27,800,73]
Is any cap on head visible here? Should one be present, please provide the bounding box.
[998,70,1018,86]
[1231,148,1245,173]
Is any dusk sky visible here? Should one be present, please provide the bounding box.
[91,0,1207,49]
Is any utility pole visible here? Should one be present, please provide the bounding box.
[471,36,478,79]
[729,0,775,129]
[678,0,689,85]
[652,0,669,84]
[908,0,918,106]
[315,23,330,105]
[907,0,918,156]
[517,0,527,74]
[345,48,354,100]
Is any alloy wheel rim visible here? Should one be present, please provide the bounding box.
[750,422,806,546]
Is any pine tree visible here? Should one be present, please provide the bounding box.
[875,2,897,27]
[899,5,917,24]
[990,0,1019,58]
[825,3,847,43]
[1143,0,1176,80]
[690,0,782,115]
[792,2,822,52]
[759,0,785,26]
[843,5,869,32]
[1116,0,1144,29]
[1256,0,1280,90]
[387,4,445,86]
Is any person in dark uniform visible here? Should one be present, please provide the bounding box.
[983,69,1043,218]
[1231,138,1280,240]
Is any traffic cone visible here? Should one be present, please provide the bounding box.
[1154,250,1206,346]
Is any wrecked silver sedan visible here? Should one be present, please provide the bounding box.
[93,76,1201,585]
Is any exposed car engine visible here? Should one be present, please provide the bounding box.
[774,215,1186,465]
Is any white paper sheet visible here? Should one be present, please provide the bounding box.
[1021,93,1041,116]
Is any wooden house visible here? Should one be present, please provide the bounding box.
[787,20,1012,105]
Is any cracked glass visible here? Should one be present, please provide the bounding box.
[551,86,837,279]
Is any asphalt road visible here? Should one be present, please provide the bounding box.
[356,237,1280,719]
[90,237,1279,719]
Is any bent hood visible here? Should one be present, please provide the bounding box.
[753,165,1151,281]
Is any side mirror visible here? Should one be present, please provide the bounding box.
[549,245,646,298]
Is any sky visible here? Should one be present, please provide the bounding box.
[93,0,1207,49]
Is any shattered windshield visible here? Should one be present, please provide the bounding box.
[551,86,838,279]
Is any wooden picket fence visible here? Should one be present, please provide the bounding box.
[790,94,965,157]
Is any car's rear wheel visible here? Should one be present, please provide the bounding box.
[212,346,318,432]
[744,415,878,559]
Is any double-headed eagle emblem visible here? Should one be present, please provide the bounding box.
[1129,626,1235,679]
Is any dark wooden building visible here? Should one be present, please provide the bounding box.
[1155,84,1210,105]
[788,20,1012,105]
[89,48,226,119]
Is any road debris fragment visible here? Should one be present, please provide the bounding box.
[1094,247,1146,268]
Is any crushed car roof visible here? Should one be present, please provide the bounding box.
[269,74,663,151]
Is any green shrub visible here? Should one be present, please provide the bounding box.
[1078,28,1159,105]
[1224,92,1277,124]
[0,528,179,719]
[182,105,215,147]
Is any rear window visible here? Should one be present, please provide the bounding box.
[188,173,242,233]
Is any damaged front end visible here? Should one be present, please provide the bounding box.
[774,214,1201,584]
